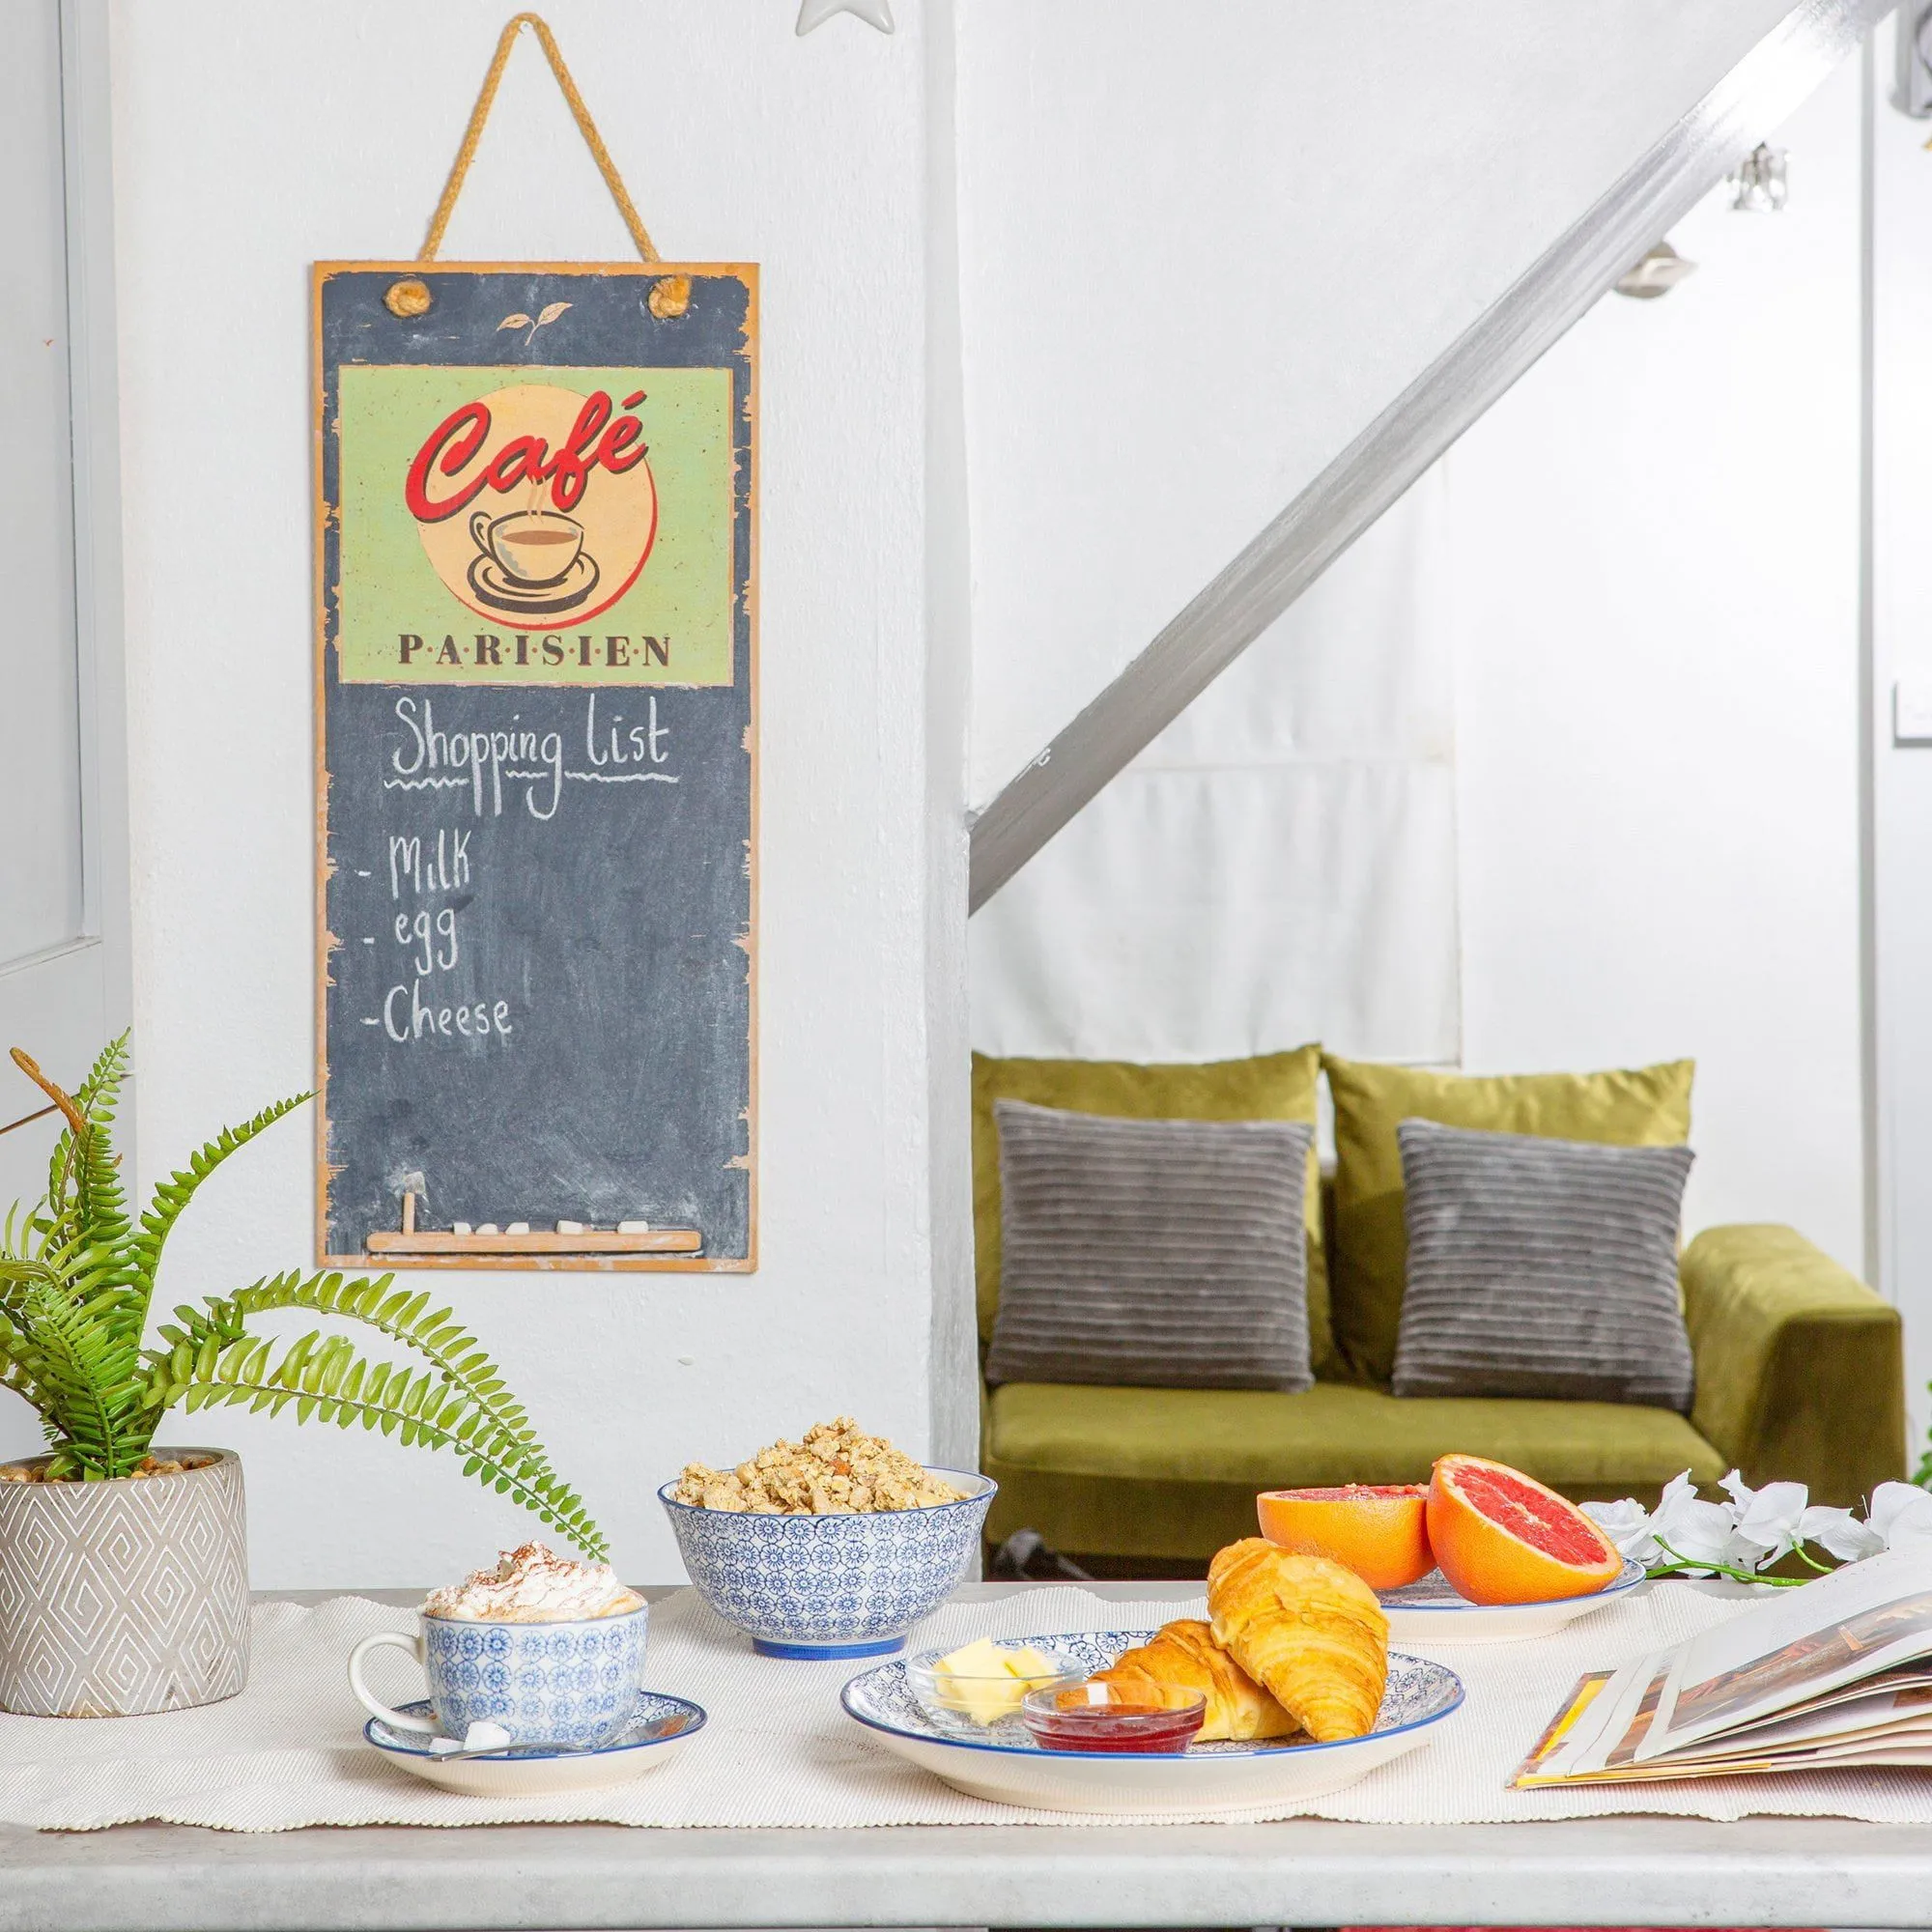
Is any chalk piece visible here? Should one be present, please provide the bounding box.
[453,1222,472,1236]
[476,1224,499,1236]
[506,1222,530,1236]
[617,1219,651,1234]
[556,1220,585,1235]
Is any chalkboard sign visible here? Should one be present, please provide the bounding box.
[312,263,755,1270]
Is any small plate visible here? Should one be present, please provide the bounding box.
[1378,1558,1646,1644]
[840,1630,1462,1816]
[363,1691,704,1797]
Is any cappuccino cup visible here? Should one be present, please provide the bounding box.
[470,509,584,587]
[348,1601,648,1748]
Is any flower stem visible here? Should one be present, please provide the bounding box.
[1648,1540,1807,1587]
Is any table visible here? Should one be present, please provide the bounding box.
[4,1584,1929,1931]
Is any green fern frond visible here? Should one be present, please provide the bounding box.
[72,1034,132,1236]
[2,1197,40,1264]
[17,1279,150,1478]
[153,1329,609,1559]
[177,1270,559,1490]
[128,1093,311,1311]
[0,1255,65,1316]
[0,1314,51,1423]
[70,1033,129,1116]
[35,1036,135,1267]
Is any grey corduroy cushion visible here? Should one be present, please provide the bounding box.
[1391,1117,1695,1411]
[984,1099,1314,1392]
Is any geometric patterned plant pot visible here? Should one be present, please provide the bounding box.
[0,1447,249,1717]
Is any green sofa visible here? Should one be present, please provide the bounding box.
[983,1217,1905,1565]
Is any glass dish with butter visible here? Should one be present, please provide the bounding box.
[901,1636,1084,1730]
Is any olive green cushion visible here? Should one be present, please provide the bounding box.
[972,1047,1330,1372]
[982,1379,1725,1563]
[1322,1053,1694,1386]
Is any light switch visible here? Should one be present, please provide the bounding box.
[1895,679,1932,745]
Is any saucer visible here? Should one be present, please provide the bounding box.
[1378,1559,1646,1644]
[841,1630,1462,1816]
[363,1690,703,1796]
[467,551,600,616]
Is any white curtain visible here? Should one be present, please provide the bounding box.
[968,469,1459,1065]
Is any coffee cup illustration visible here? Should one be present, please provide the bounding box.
[469,509,586,588]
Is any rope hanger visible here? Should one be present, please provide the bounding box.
[423,12,659,263]
[387,13,686,319]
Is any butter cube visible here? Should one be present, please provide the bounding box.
[932,1637,1064,1724]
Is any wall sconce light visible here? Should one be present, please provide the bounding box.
[1613,241,1697,300]
[1728,143,1789,212]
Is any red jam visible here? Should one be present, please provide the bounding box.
[1021,1699,1207,1754]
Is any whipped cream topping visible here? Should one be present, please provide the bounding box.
[422,1543,642,1623]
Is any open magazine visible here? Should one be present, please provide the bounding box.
[1516,1546,1932,1786]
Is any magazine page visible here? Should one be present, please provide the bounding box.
[1664,1673,1932,1760]
[1662,1693,1932,1763]
[1636,1548,1932,1761]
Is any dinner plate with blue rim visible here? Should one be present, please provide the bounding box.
[1378,1559,1646,1645]
[839,1629,1463,1815]
[363,1691,705,1797]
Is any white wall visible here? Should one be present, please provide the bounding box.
[0,0,967,1588]
[1446,52,1867,1267]
[955,0,1814,809]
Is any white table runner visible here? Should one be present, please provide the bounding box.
[7,1584,1932,1832]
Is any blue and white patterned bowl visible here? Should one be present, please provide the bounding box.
[658,1468,996,1659]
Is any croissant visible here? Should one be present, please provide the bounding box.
[1090,1618,1301,1743]
[1207,1538,1389,1743]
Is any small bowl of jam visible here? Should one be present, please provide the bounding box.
[1020,1680,1208,1753]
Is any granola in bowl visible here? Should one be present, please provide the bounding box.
[673,1416,968,1515]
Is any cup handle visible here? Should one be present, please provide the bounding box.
[348,1630,438,1734]
[469,510,493,557]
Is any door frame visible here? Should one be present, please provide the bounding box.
[60,0,129,1048]
[0,0,128,1140]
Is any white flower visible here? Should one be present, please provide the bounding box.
[1576,1472,1932,1580]
[1865,1482,1932,1551]
[1581,1496,1661,1564]
[1720,1470,1812,1564]
[1649,1471,1749,1575]
[1804,1506,1886,1562]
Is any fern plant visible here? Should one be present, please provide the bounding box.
[0,1036,608,1560]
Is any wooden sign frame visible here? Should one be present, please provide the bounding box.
[312,260,757,1272]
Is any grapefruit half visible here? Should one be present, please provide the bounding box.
[1256,1484,1434,1590]
[1427,1455,1622,1605]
